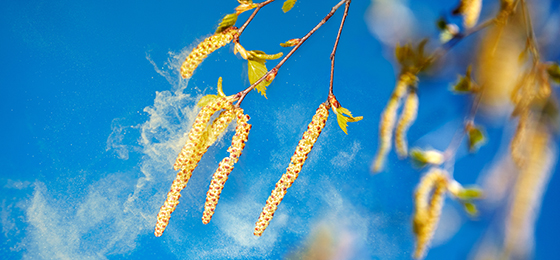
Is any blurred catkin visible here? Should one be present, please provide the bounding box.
[413,168,448,259]
[373,73,417,172]
[395,89,418,158]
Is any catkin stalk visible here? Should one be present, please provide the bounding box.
[395,89,418,158]
[412,168,448,259]
[180,27,238,79]
[254,103,329,237]
[202,109,251,224]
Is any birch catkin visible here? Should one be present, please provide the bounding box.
[413,168,448,259]
[155,97,234,237]
[180,27,238,79]
[202,109,251,224]
[373,73,416,172]
[254,103,329,237]
[395,89,418,158]
[455,0,482,28]
[504,128,551,258]
[174,96,234,171]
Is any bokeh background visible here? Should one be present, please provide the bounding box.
[1,0,559,259]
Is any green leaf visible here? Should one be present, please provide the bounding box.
[467,125,486,152]
[248,59,269,98]
[282,0,297,13]
[216,13,238,33]
[334,107,363,134]
[410,148,428,168]
[462,202,479,217]
[197,94,218,107]
[280,39,300,47]
[248,50,283,61]
[436,16,447,31]
[451,66,474,93]
[457,187,484,200]
[547,62,560,84]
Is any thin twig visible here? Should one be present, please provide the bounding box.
[235,0,350,107]
[329,0,351,96]
[237,0,276,36]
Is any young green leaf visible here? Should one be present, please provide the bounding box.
[451,66,474,93]
[282,0,297,13]
[248,50,283,61]
[457,187,484,200]
[280,38,300,47]
[547,62,560,84]
[197,95,218,107]
[333,106,363,134]
[247,59,269,98]
[216,13,238,33]
[467,125,486,152]
[462,201,479,217]
[410,148,445,168]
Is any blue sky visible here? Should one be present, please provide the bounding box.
[1,0,560,259]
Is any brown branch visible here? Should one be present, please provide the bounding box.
[329,0,351,96]
[235,0,350,107]
[236,0,276,36]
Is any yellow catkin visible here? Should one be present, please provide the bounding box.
[412,168,448,259]
[180,27,238,79]
[456,0,482,29]
[510,110,530,168]
[155,139,207,237]
[202,109,251,224]
[503,128,550,259]
[395,89,418,158]
[174,97,234,171]
[155,97,235,237]
[254,103,329,237]
[373,73,416,172]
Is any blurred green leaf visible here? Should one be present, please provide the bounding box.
[463,202,479,217]
[458,187,484,200]
[452,66,474,93]
[436,16,447,31]
[410,148,428,168]
[282,0,297,13]
[467,125,486,152]
[216,13,238,33]
[547,62,560,84]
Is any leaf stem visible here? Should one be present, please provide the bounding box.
[235,0,351,107]
[329,0,351,96]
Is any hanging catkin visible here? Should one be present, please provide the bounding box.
[254,103,329,237]
[202,109,252,224]
[180,27,238,79]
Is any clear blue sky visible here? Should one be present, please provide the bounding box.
[1,0,559,259]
